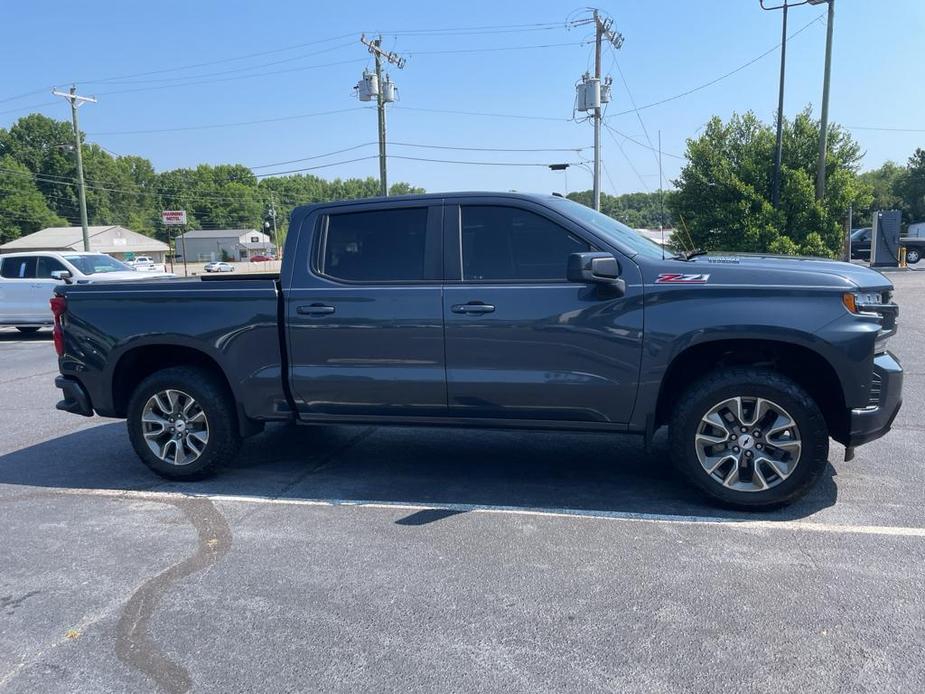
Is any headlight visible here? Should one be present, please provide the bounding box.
[842,291,882,315]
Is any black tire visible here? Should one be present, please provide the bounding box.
[906,248,921,264]
[669,368,829,510]
[16,327,41,334]
[127,366,241,480]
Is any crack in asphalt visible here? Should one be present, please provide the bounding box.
[115,495,232,694]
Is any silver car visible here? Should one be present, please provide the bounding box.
[203,262,235,273]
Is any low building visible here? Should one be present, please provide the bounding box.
[175,229,275,262]
[0,225,168,264]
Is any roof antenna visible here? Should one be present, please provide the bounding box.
[658,130,665,260]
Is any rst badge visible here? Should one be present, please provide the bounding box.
[655,273,711,284]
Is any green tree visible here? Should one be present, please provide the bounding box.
[896,148,925,223]
[669,108,871,257]
[856,161,904,227]
[567,190,675,228]
[0,155,66,243]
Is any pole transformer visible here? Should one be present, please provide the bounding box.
[359,35,405,197]
[52,85,96,251]
[571,11,622,211]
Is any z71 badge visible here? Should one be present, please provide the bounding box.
[655,273,711,284]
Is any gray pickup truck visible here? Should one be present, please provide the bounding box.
[52,193,902,508]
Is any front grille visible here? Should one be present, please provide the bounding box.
[868,371,883,407]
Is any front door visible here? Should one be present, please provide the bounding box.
[286,201,447,417]
[442,199,644,424]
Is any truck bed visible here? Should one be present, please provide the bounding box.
[56,276,286,422]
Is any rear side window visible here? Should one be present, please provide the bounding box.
[320,207,429,282]
[461,206,589,281]
[1,257,37,279]
[36,256,68,278]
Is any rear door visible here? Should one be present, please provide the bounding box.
[0,256,44,323]
[285,200,447,417]
[441,197,644,424]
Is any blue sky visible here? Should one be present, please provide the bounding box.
[1,0,922,195]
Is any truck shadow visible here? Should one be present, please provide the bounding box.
[0,329,52,342]
[0,420,837,522]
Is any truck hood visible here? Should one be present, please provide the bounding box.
[673,254,892,290]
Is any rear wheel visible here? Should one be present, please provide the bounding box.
[127,366,240,479]
[16,327,41,334]
[906,248,921,264]
[669,368,829,509]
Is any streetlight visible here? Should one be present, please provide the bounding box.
[549,163,570,195]
[759,0,834,205]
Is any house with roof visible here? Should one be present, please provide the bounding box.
[0,225,168,264]
[175,229,275,262]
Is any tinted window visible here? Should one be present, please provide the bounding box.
[543,196,666,259]
[321,208,428,282]
[461,206,589,281]
[36,256,68,278]
[1,257,37,279]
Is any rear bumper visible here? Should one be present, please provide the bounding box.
[54,375,94,417]
[844,352,903,447]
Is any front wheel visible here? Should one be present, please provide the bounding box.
[127,366,241,479]
[905,248,921,264]
[669,368,829,509]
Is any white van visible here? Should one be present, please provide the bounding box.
[0,251,172,332]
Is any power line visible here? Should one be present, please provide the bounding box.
[247,140,588,170]
[254,154,591,178]
[610,50,659,172]
[92,58,370,97]
[87,107,372,135]
[393,105,570,122]
[846,125,925,134]
[403,40,588,55]
[605,13,825,120]
[88,41,359,86]
[603,123,684,159]
[603,125,650,193]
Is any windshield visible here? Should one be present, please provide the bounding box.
[543,196,667,259]
[851,228,870,240]
[62,254,133,275]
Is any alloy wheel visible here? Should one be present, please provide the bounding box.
[694,396,802,492]
[141,389,210,466]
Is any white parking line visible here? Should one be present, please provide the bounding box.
[44,486,925,538]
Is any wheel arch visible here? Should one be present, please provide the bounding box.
[111,343,258,437]
[655,337,848,442]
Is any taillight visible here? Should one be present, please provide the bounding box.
[50,295,67,356]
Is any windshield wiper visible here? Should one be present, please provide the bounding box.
[671,249,708,261]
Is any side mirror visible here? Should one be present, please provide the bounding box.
[51,270,73,284]
[567,252,625,293]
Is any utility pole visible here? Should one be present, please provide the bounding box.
[52,85,96,251]
[593,10,603,211]
[814,0,835,200]
[571,11,622,210]
[268,192,280,258]
[760,0,791,208]
[359,35,405,197]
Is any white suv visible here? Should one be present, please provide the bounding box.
[0,252,172,332]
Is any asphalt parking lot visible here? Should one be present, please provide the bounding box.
[1,271,924,693]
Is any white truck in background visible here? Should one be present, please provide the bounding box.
[0,251,172,333]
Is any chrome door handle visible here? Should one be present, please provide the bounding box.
[451,302,495,314]
[297,304,335,316]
